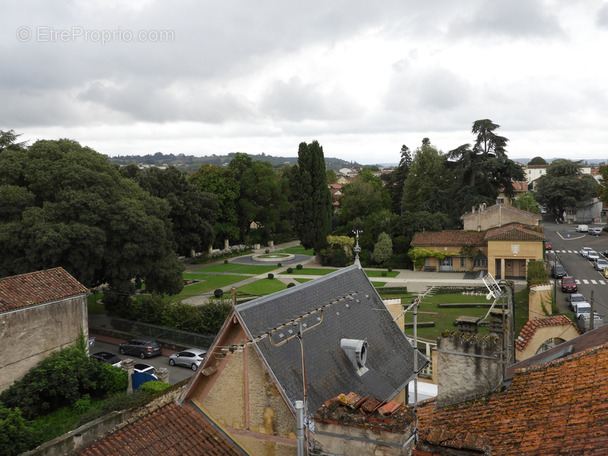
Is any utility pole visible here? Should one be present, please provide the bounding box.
[590,290,595,331]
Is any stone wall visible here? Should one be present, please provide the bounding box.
[0,295,88,392]
[436,332,502,408]
[463,204,539,231]
[528,284,553,321]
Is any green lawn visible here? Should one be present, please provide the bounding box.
[363,270,400,278]
[275,245,314,255]
[284,267,337,275]
[238,278,289,295]
[192,263,279,274]
[165,275,247,303]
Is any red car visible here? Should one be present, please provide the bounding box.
[561,276,578,293]
[545,241,552,250]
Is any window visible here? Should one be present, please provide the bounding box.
[460,257,467,268]
[474,255,487,268]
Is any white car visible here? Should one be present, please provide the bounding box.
[587,250,600,262]
[568,293,588,311]
[574,302,592,319]
[576,224,589,232]
[133,362,158,379]
[169,348,207,371]
[595,258,608,271]
[581,247,592,257]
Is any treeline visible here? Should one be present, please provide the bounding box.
[0,120,525,304]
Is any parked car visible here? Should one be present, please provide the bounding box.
[595,258,608,271]
[587,250,600,262]
[119,338,162,359]
[551,264,567,278]
[578,313,605,333]
[589,228,602,236]
[576,224,589,232]
[561,276,578,293]
[568,293,588,311]
[604,267,608,279]
[581,247,593,257]
[168,348,207,371]
[133,362,157,377]
[544,241,552,250]
[90,351,122,368]
[574,302,592,319]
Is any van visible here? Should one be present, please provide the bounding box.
[578,313,604,333]
[574,302,591,319]
[576,225,589,232]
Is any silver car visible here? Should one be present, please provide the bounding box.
[168,348,207,371]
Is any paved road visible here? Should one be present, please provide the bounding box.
[89,337,196,385]
[542,217,608,319]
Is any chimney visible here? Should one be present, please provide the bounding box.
[454,316,480,334]
[436,332,502,408]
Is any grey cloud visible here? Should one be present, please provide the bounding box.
[449,0,564,40]
[597,2,608,28]
[260,77,361,121]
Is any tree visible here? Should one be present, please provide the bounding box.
[120,166,217,257]
[402,139,454,214]
[529,156,547,165]
[338,169,391,226]
[0,129,27,153]
[373,232,393,265]
[189,164,240,246]
[535,159,596,214]
[0,139,183,298]
[385,145,411,214]
[447,119,524,216]
[290,141,332,252]
[512,193,540,214]
[234,159,286,243]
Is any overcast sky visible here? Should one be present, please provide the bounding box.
[3,1,608,164]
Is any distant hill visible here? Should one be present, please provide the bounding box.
[105,152,364,173]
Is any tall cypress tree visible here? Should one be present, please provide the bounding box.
[291,140,332,252]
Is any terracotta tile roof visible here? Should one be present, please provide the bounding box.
[418,344,608,455]
[79,401,244,456]
[515,316,578,351]
[411,230,486,247]
[0,267,88,313]
[461,203,541,221]
[314,392,415,434]
[484,223,545,242]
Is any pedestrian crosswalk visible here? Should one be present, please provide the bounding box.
[553,278,607,285]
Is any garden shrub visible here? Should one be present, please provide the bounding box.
[0,404,33,456]
[268,273,274,279]
[527,259,548,287]
[214,288,224,298]
[277,262,282,267]
[139,381,171,395]
[0,346,126,420]
[287,283,296,288]
[296,264,303,270]
[287,267,293,273]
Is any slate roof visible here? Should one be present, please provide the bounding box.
[411,230,486,247]
[417,344,608,455]
[235,265,426,413]
[484,223,545,242]
[0,267,89,313]
[515,315,578,351]
[79,401,245,456]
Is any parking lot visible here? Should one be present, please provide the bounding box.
[88,335,197,385]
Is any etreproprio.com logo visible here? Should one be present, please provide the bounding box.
[16,26,175,45]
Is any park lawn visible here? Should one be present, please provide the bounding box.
[87,293,105,315]
[364,270,400,278]
[371,281,387,287]
[183,272,214,280]
[402,300,491,340]
[289,267,337,276]
[193,263,279,274]
[276,245,314,255]
[295,278,313,283]
[165,275,246,303]
[238,278,288,295]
